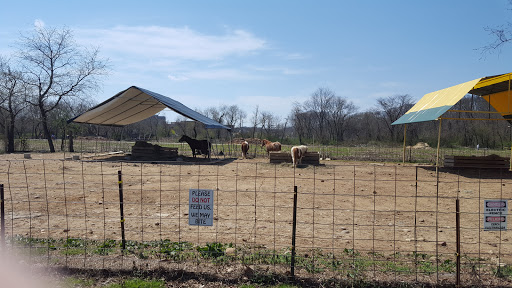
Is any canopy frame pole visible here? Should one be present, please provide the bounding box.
[229,131,233,158]
[509,75,511,171]
[402,124,407,163]
[205,128,212,161]
[439,117,512,121]
[436,119,442,174]
[508,74,511,115]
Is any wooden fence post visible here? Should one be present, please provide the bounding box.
[118,171,126,251]
[456,198,461,287]
[291,185,298,279]
[0,184,4,250]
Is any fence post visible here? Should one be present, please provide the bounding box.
[118,171,126,251]
[456,198,461,287]
[0,184,4,250]
[291,185,298,279]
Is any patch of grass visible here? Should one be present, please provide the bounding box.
[64,277,95,287]
[379,261,412,274]
[64,238,86,248]
[439,259,455,273]
[495,265,512,278]
[196,242,232,259]
[249,272,281,286]
[343,248,360,257]
[417,261,436,274]
[155,240,193,260]
[93,239,117,255]
[105,278,165,288]
[61,248,86,255]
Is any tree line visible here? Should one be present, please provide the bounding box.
[1,26,511,153]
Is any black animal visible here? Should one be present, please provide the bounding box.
[178,135,211,158]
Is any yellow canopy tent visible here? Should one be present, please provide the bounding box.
[392,72,512,169]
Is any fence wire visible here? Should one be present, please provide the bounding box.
[10,138,512,164]
[0,158,511,286]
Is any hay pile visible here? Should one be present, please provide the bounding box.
[409,142,431,149]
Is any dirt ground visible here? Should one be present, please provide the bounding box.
[0,151,512,285]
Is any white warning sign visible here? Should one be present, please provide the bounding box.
[189,189,214,226]
[484,200,507,231]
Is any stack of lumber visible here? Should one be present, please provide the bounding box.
[444,154,510,169]
[269,151,320,165]
[131,141,178,161]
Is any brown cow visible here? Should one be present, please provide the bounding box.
[241,140,249,159]
[261,139,281,157]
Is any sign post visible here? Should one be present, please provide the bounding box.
[484,200,508,231]
[189,189,214,226]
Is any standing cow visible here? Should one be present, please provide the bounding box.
[291,145,308,167]
[241,140,249,159]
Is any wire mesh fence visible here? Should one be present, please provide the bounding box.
[10,138,512,164]
[0,158,512,286]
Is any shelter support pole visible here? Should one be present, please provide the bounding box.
[402,124,407,163]
[229,131,233,158]
[509,75,511,171]
[436,119,442,174]
[205,129,212,161]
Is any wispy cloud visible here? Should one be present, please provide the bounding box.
[74,25,275,82]
[77,25,266,61]
[168,68,259,81]
[34,19,45,28]
[167,74,190,81]
[284,52,308,60]
[249,65,309,75]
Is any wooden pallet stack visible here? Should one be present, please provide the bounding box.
[269,151,320,165]
[131,141,178,161]
[444,154,510,169]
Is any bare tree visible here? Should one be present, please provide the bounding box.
[17,26,108,152]
[291,87,357,144]
[0,58,28,152]
[306,87,335,143]
[259,111,279,139]
[290,102,311,144]
[328,96,357,142]
[250,105,259,138]
[376,94,414,142]
[222,105,244,130]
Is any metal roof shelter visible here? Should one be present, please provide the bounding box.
[68,86,231,130]
[392,72,512,170]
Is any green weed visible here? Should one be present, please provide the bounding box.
[105,278,165,288]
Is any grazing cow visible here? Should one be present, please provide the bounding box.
[261,139,281,157]
[291,145,308,167]
[178,135,211,158]
[241,140,250,159]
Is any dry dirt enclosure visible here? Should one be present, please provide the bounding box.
[0,152,512,285]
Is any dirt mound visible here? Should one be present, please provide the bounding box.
[411,142,431,149]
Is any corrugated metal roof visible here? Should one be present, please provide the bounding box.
[68,86,231,130]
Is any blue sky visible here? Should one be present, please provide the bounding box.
[1,1,512,123]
